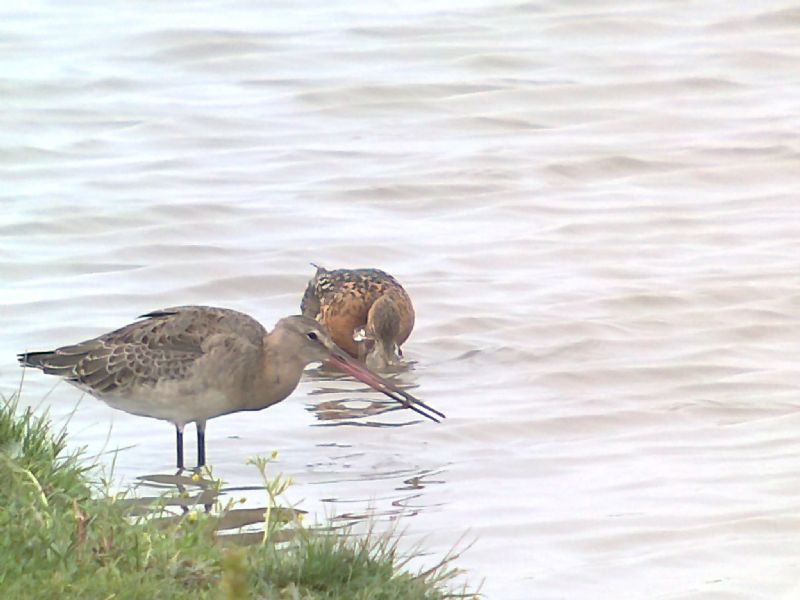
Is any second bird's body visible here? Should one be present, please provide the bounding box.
[301,266,415,370]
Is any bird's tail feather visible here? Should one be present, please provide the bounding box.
[18,350,55,369]
[18,349,83,378]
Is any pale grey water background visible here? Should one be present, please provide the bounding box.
[3,1,800,597]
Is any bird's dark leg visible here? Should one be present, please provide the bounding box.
[176,424,185,471]
[196,421,206,468]
[195,421,212,511]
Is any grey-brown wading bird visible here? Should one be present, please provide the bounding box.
[301,265,415,371]
[18,306,444,470]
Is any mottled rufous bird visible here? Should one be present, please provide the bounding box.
[301,265,415,370]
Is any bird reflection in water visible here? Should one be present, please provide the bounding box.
[116,455,445,543]
[299,364,449,524]
[304,362,425,426]
[116,472,304,546]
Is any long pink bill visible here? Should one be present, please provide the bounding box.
[325,351,445,423]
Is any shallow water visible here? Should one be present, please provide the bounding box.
[3,0,800,597]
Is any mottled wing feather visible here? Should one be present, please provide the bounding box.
[134,305,266,350]
[20,306,266,396]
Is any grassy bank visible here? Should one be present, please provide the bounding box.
[0,393,473,599]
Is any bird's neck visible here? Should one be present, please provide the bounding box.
[366,339,395,371]
[252,330,307,410]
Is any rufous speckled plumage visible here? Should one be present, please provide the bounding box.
[300,265,415,370]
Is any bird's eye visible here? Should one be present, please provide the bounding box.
[306,331,318,341]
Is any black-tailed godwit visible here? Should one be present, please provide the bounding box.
[18,306,443,470]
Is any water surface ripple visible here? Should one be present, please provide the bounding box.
[2,1,800,598]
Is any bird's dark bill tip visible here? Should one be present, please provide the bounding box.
[324,354,445,423]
